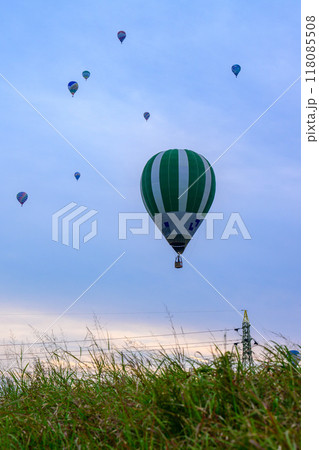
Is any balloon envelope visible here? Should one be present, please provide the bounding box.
[82,71,90,80]
[74,172,81,180]
[17,192,28,206]
[289,350,301,364]
[231,64,241,77]
[68,81,78,96]
[141,149,216,254]
[143,112,150,121]
[117,31,126,43]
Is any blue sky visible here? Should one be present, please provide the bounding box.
[0,1,300,352]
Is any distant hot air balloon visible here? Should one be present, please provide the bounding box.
[141,149,216,268]
[143,112,150,121]
[231,64,241,78]
[17,192,28,206]
[68,81,78,96]
[74,172,81,180]
[82,71,90,80]
[289,350,301,366]
[117,31,126,43]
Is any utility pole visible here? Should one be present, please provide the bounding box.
[242,310,253,366]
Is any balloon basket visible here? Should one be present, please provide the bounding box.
[175,255,183,269]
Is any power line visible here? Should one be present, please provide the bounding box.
[0,340,240,361]
[0,328,236,348]
[0,310,229,317]
[0,339,239,357]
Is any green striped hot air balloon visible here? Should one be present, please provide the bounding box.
[140,149,216,259]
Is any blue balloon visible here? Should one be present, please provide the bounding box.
[17,192,28,206]
[74,172,81,180]
[117,31,126,43]
[231,64,241,78]
[289,350,301,365]
[68,81,78,96]
[82,71,90,80]
[143,112,150,121]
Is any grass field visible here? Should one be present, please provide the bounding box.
[0,342,300,449]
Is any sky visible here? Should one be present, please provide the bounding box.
[0,0,300,357]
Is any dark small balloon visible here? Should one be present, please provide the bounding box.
[117,31,126,43]
[289,350,301,366]
[231,64,241,77]
[82,71,90,80]
[17,192,28,206]
[143,112,150,121]
[74,172,81,180]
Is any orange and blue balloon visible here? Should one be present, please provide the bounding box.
[17,192,28,206]
[74,172,81,180]
[143,112,150,121]
[82,71,90,80]
[117,31,126,43]
[68,81,78,96]
[231,64,241,78]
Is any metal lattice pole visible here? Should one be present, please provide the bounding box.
[242,310,253,366]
